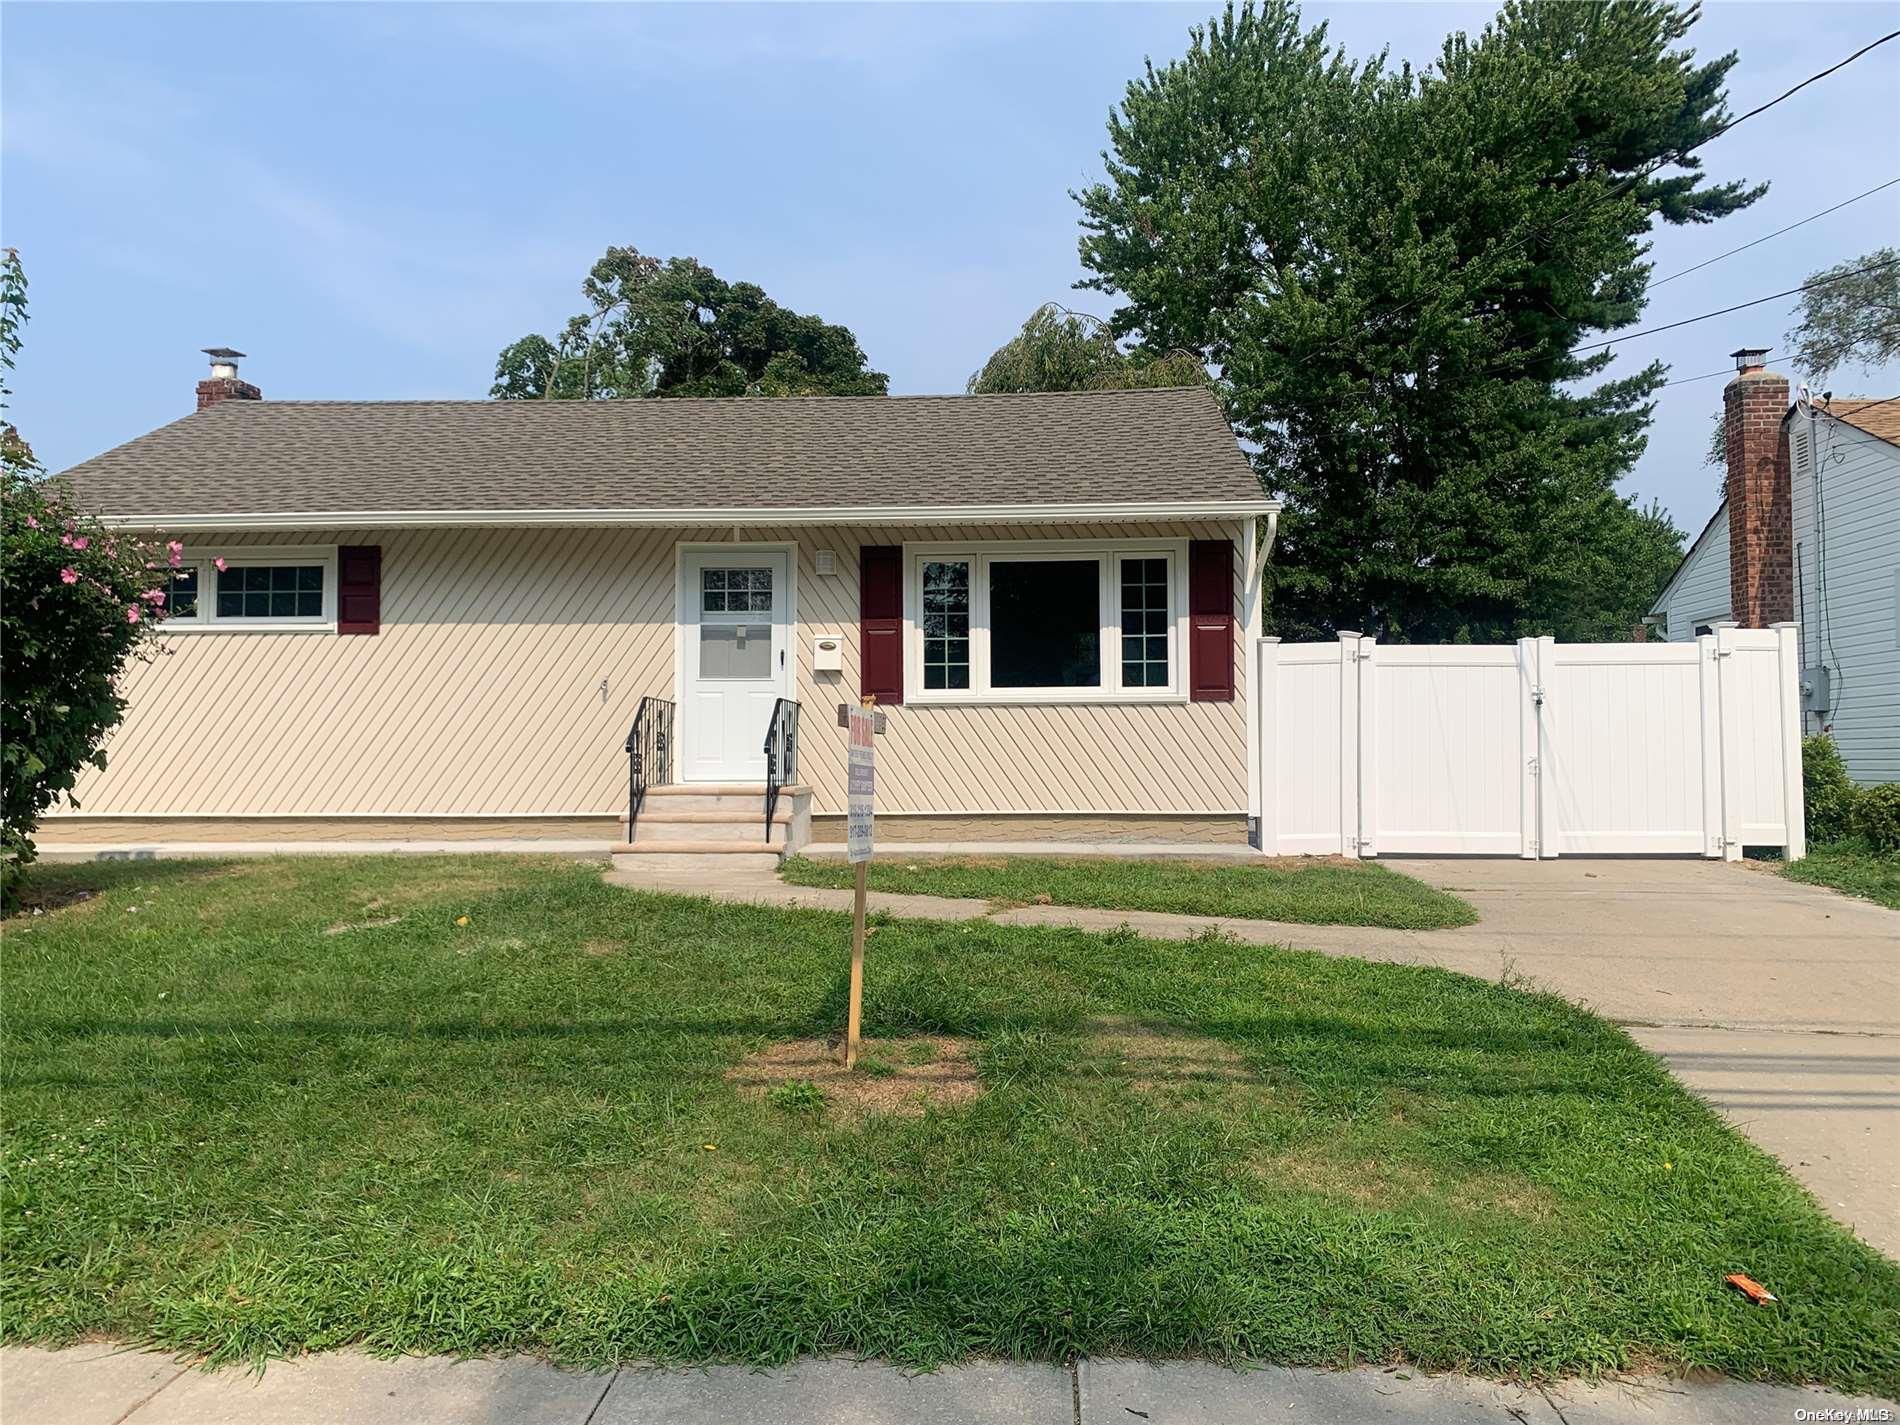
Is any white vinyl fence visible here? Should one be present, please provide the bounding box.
[1251,625,1805,861]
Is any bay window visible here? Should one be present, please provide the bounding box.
[904,540,1190,703]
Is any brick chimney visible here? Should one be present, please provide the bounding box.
[1723,347,1792,627]
[196,347,261,410]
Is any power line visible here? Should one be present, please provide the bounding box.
[1651,178,1900,287]
[1658,368,1730,387]
[1574,256,1898,354]
[1719,29,1900,133]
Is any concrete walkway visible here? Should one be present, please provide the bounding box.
[6,1346,1893,1424]
[609,854,1900,1257]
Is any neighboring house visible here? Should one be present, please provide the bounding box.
[44,355,1278,857]
[1649,349,1899,785]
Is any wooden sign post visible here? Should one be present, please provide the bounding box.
[843,696,878,1069]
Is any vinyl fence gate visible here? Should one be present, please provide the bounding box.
[1251,625,1806,861]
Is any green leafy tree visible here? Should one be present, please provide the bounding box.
[1076,0,1752,640]
[968,304,1207,394]
[0,250,179,904]
[1784,246,1899,385]
[493,246,887,400]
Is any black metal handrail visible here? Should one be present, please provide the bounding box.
[762,698,801,841]
[625,696,675,840]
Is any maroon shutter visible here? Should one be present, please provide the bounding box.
[1187,539,1234,701]
[860,545,903,705]
[337,545,381,635]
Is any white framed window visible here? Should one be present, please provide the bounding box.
[903,539,1190,704]
[159,546,338,632]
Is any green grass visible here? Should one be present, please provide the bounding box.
[4,856,1896,1392]
[780,853,1477,929]
[1781,839,1900,910]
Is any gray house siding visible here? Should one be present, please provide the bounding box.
[1795,411,1900,785]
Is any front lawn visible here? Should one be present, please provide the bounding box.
[4,856,1896,1392]
[1781,839,1900,910]
[780,853,1477,929]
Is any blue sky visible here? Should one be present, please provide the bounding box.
[4,1,1896,536]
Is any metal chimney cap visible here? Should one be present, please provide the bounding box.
[1730,346,1771,372]
[202,347,246,361]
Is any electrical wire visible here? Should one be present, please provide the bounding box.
[1574,256,1899,354]
[1650,178,1900,287]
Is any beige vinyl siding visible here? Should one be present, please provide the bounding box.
[61,522,1249,820]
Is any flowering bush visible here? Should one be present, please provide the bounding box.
[1,249,177,904]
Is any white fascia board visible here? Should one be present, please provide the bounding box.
[96,498,1282,531]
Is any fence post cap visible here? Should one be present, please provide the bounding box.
[1260,635,1283,645]
[1336,630,1362,639]
[1770,621,1799,630]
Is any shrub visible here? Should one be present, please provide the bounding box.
[1852,784,1900,855]
[1,251,176,905]
[1802,734,1858,847]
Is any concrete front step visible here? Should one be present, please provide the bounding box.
[639,784,808,813]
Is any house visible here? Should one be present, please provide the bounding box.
[42,354,1278,859]
[1649,349,1898,786]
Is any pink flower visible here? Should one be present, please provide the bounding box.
[168,543,183,567]
[24,515,37,528]
[125,605,141,624]
[141,588,167,605]
[60,567,79,584]
[71,536,89,551]
[214,557,228,572]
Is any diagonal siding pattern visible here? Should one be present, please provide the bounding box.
[63,522,1249,818]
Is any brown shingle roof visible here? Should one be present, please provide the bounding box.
[55,387,1266,521]
[1827,397,1900,448]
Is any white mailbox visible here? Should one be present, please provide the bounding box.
[812,632,845,673]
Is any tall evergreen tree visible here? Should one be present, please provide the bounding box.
[1077,0,1750,640]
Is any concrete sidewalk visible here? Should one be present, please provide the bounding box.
[608,854,1900,1257]
[6,1347,1894,1425]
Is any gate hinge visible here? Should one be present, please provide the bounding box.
[1527,757,1540,776]
[1530,685,1546,706]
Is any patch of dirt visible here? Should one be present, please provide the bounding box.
[581,939,623,958]
[1085,1015,1261,1091]
[7,885,100,919]
[725,1035,983,1119]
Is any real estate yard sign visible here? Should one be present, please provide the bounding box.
[847,703,875,864]
[844,699,876,1068]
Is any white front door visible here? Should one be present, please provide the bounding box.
[679,549,793,782]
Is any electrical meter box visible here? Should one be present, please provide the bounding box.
[1802,664,1832,715]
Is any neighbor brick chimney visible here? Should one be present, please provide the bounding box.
[1723,347,1792,628]
[195,347,260,410]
